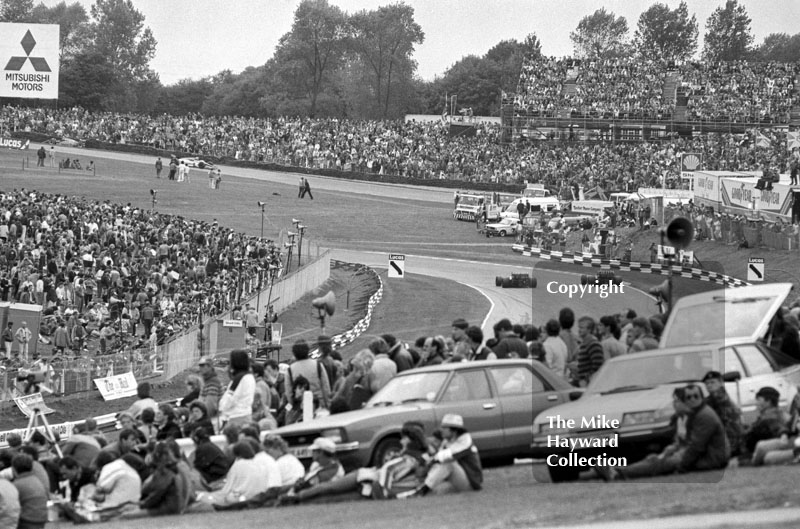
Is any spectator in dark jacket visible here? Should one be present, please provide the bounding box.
[383,334,415,372]
[743,386,789,457]
[677,384,730,472]
[702,371,743,456]
[140,441,191,515]
[491,319,529,359]
[190,427,231,486]
[155,403,183,441]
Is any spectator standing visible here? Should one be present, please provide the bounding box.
[491,319,529,359]
[155,157,163,178]
[598,316,627,359]
[558,308,580,362]
[383,334,415,372]
[244,304,259,336]
[199,357,222,423]
[574,316,604,386]
[450,318,472,361]
[316,335,341,388]
[14,322,32,362]
[2,321,13,359]
[368,337,397,394]
[0,477,20,529]
[464,326,495,361]
[218,349,256,427]
[618,309,637,348]
[285,339,331,410]
[629,317,659,353]
[542,319,568,378]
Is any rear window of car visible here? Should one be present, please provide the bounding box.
[490,367,536,396]
[734,345,773,376]
[441,370,491,402]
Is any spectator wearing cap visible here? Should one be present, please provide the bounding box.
[198,357,222,423]
[628,317,659,353]
[399,414,482,497]
[383,334,415,373]
[702,371,743,457]
[293,437,344,492]
[451,318,471,360]
[491,319,528,359]
[743,386,789,459]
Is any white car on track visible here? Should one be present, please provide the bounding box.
[179,157,215,169]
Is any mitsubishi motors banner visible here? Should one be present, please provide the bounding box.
[0,23,60,99]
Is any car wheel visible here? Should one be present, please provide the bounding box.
[530,277,537,288]
[495,276,503,287]
[548,465,580,483]
[499,231,506,237]
[501,278,511,288]
[580,274,589,286]
[372,436,403,467]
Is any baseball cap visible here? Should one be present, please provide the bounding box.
[441,414,464,429]
[310,437,337,455]
[197,357,211,366]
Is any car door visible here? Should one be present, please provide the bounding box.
[487,365,538,454]
[730,344,793,422]
[435,369,503,456]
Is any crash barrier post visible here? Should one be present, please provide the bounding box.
[511,244,750,288]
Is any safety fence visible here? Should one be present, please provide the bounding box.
[510,243,750,288]
[0,250,331,403]
[326,262,384,353]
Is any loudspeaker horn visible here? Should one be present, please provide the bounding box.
[312,291,336,316]
[648,280,670,303]
[664,217,694,250]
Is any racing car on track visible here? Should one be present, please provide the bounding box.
[580,270,622,286]
[179,157,215,169]
[495,273,537,288]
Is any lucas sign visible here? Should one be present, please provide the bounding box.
[0,23,60,99]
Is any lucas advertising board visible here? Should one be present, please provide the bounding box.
[0,23,60,99]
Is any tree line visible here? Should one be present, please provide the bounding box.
[2,0,799,119]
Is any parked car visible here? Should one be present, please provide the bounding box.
[179,157,215,169]
[273,360,578,470]
[531,282,800,482]
[485,217,520,237]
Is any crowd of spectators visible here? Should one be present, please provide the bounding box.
[511,57,799,124]
[0,188,283,369]
[680,61,800,123]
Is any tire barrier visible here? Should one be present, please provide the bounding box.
[511,244,750,288]
[310,261,384,357]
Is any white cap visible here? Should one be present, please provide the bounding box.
[310,437,336,454]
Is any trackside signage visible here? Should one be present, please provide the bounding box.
[0,23,60,99]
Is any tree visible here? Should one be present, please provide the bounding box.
[438,55,503,116]
[88,0,157,82]
[634,2,698,61]
[273,0,347,117]
[29,2,90,59]
[348,3,424,118]
[58,49,117,110]
[0,0,33,21]
[702,0,753,61]
[754,33,800,62]
[570,8,629,59]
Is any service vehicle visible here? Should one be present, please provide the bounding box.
[502,186,561,219]
[454,193,486,221]
[531,282,800,482]
[272,360,576,470]
[485,217,520,237]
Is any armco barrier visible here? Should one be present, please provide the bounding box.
[324,264,384,353]
[511,244,750,288]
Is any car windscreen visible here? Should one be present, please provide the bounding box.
[458,196,482,206]
[587,350,714,395]
[662,296,779,347]
[367,371,449,406]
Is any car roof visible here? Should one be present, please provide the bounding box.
[400,359,573,390]
[660,283,792,348]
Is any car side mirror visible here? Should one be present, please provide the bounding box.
[722,371,741,382]
[569,390,583,401]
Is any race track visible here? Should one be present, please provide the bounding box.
[33,142,657,330]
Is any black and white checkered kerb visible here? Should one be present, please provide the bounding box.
[511,244,750,288]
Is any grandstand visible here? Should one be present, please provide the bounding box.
[502,57,800,143]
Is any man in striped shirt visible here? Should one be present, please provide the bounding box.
[199,357,222,425]
[575,316,605,387]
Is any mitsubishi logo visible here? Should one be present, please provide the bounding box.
[4,30,51,72]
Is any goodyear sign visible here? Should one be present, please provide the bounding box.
[0,23,60,99]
